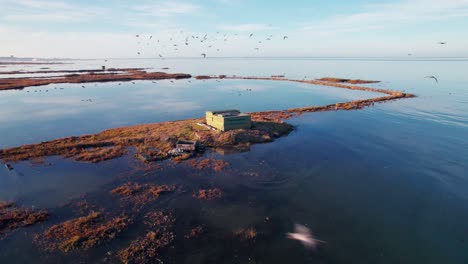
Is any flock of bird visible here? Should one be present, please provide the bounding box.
[132,31,447,84]
[134,30,289,59]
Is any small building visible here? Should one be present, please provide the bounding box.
[206,109,251,131]
[176,140,197,152]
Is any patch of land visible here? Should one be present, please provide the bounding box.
[119,210,175,264]
[0,74,415,164]
[233,227,257,241]
[111,183,176,211]
[316,77,380,84]
[0,69,191,91]
[0,202,49,236]
[185,159,230,172]
[0,118,293,163]
[184,225,205,239]
[193,188,223,200]
[36,211,130,252]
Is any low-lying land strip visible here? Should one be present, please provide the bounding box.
[0,71,415,164]
[0,69,191,91]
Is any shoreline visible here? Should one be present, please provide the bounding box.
[0,69,191,91]
[0,72,415,164]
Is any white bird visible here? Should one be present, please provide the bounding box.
[286,224,326,250]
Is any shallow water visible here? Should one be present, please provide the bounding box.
[0,58,467,263]
[0,78,380,148]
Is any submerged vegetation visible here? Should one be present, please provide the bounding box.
[119,211,175,264]
[111,183,176,211]
[37,211,130,252]
[0,202,48,236]
[193,188,223,200]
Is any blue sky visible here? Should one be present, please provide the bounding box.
[1,0,468,58]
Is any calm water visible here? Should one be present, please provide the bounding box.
[0,58,467,263]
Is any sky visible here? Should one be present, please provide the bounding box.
[1,0,468,58]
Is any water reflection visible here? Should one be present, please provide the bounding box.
[0,58,467,263]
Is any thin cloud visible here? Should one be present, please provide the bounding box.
[1,0,106,22]
[300,0,468,34]
[132,2,200,17]
[217,23,272,32]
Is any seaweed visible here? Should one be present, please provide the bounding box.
[37,212,130,252]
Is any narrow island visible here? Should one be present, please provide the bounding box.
[0,69,415,165]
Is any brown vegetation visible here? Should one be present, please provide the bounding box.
[119,210,175,263]
[0,118,293,164]
[185,159,230,172]
[193,188,223,200]
[38,211,130,252]
[185,225,205,239]
[0,74,415,165]
[195,75,212,80]
[316,77,380,84]
[233,227,257,241]
[0,203,48,236]
[143,211,175,229]
[119,230,174,264]
[0,69,191,91]
[111,183,176,210]
[0,201,14,210]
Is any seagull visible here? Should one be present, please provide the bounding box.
[5,163,13,171]
[283,36,288,40]
[425,76,439,84]
[438,42,446,45]
[250,33,254,38]
[201,53,207,58]
[286,224,326,250]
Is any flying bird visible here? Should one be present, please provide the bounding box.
[283,36,288,40]
[201,53,207,58]
[286,224,326,250]
[5,163,13,171]
[135,35,139,37]
[438,42,446,45]
[249,33,254,38]
[425,76,439,84]
[137,52,140,55]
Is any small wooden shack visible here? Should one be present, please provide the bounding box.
[176,140,197,152]
[206,109,251,131]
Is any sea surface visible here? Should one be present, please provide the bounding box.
[0,58,467,263]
